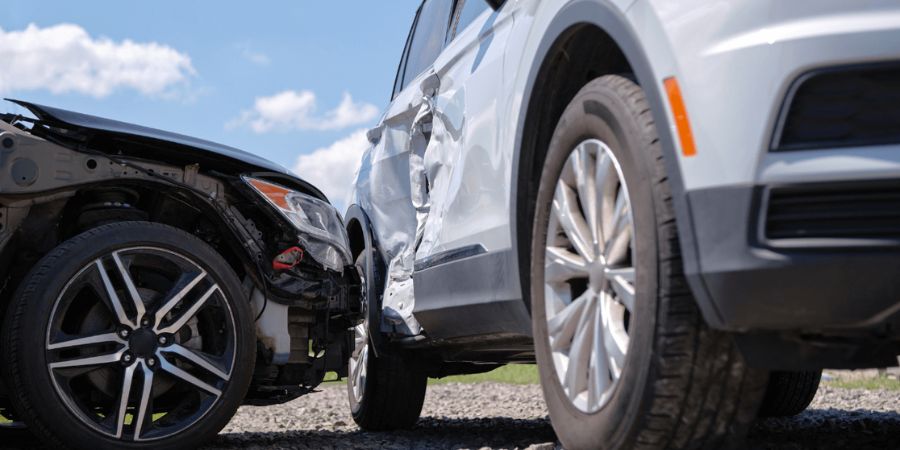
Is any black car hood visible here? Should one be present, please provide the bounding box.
[9,99,289,173]
[7,99,329,201]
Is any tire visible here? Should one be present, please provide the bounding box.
[757,370,821,418]
[347,249,427,431]
[530,75,768,450]
[1,221,255,450]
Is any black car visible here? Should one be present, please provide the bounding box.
[0,100,359,449]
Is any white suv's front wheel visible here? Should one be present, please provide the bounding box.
[530,75,768,450]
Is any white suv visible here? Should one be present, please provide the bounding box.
[344,1,900,448]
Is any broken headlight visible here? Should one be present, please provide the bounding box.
[244,176,351,272]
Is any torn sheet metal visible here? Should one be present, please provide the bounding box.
[348,112,425,336]
[349,74,470,337]
[414,87,466,261]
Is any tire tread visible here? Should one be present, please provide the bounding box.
[584,76,767,450]
[757,370,821,418]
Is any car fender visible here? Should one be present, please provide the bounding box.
[505,0,716,324]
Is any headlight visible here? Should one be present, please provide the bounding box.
[244,176,351,272]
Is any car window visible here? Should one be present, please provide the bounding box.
[392,7,420,100]
[401,0,455,91]
[451,0,490,40]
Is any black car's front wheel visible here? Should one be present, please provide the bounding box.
[530,76,768,450]
[1,222,255,450]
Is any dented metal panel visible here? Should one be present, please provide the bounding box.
[349,6,515,338]
[348,82,427,335]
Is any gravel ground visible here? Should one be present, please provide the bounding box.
[3,383,899,449]
[208,383,900,450]
[208,383,554,450]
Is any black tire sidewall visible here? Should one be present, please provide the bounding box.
[531,78,660,449]
[5,222,255,450]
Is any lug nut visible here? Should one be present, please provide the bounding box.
[122,353,133,363]
[147,358,156,367]
[158,336,168,345]
[141,318,151,327]
[119,329,130,339]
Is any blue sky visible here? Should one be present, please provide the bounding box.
[0,1,421,205]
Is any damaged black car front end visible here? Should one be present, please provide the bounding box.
[0,100,360,447]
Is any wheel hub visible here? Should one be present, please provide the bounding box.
[589,258,608,289]
[128,329,158,358]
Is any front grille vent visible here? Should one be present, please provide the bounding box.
[774,63,900,151]
[765,181,900,240]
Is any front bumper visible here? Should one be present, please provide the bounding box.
[686,184,900,336]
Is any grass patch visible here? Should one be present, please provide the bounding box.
[322,364,541,388]
[825,377,900,391]
[429,364,539,385]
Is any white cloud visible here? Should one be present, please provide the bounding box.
[292,129,369,208]
[229,90,379,133]
[0,23,195,98]
[237,43,270,66]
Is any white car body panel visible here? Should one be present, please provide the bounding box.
[634,0,900,191]
[348,0,900,337]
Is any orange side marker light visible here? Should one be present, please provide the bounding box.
[663,77,697,157]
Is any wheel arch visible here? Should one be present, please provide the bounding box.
[510,0,705,317]
[0,180,259,318]
[343,204,388,355]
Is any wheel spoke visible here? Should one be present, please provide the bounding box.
[153,271,207,332]
[156,284,218,335]
[605,225,632,266]
[49,349,126,371]
[588,300,611,407]
[552,183,594,261]
[158,356,222,397]
[160,344,230,381]
[564,298,595,400]
[544,247,589,284]
[548,292,590,351]
[96,260,137,329]
[352,325,367,358]
[115,362,138,439]
[112,252,146,324]
[606,267,636,312]
[594,150,614,246]
[601,294,627,375]
[47,332,125,351]
[606,191,631,246]
[571,145,601,250]
[133,363,155,441]
[351,345,366,384]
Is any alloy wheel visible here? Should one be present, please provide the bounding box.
[45,247,236,442]
[543,138,636,413]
